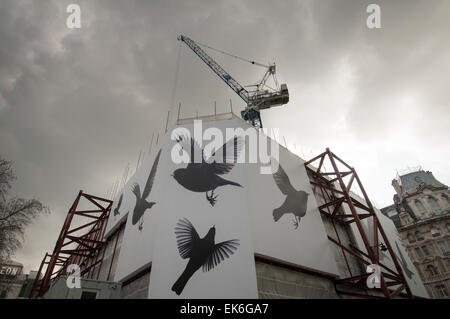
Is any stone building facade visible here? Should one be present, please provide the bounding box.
[382,169,450,298]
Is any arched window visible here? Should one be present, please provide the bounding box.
[415,231,424,241]
[407,234,416,243]
[427,265,439,277]
[428,196,438,207]
[415,200,425,211]
[430,227,440,237]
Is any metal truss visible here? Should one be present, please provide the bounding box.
[29,190,112,298]
[304,148,413,299]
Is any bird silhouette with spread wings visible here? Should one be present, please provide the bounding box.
[131,149,162,231]
[113,193,123,217]
[171,136,243,206]
[171,218,240,295]
[271,159,309,229]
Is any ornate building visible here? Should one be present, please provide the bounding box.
[382,169,450,298]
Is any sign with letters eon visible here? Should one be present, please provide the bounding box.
[0,264,22,278]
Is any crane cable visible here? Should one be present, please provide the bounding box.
[169,40,182,114]
[194,40,270,69]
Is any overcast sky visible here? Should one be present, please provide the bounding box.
[0,0,449,272]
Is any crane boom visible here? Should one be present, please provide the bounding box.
[178,35,250,103]
[178,35,289,128]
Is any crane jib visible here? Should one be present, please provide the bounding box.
[179,35,250,103]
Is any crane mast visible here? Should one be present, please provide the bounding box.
[178,35,289,128]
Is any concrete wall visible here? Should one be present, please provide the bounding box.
[255,261,339,299]
[120,272,151,299]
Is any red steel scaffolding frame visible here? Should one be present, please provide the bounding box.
[29,190,112,298]
[304,148,413,299]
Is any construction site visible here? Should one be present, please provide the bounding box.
[28,35,429,299]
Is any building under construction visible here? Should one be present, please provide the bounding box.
[28,35,429,299]
[28,112,429,299]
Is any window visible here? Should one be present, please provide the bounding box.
[80,291,97,299]
[441,194,449,205]
[407,234,416,243]
[421,245,430,256]
[427,265,439,277]
[415,247,424,258]
[438,241,448,254]
[415,231,424,241]
[428,196,439,207]
[421,213,428,219]
[387,209,397,217]
[435,209,443,215]
[402,216,410,225]
[415,200,425,211]
[435,285,448,298]
[447,223,450,233]
[430,227,441,237]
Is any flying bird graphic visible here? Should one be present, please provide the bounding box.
[271,159,309,229]
[113,193,123,217]
[171,136,243,206]
[131,149,162,231]
[171,218,240,295]
[395,241,415,280]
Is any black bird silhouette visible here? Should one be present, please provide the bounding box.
[271,159,309,229]
[131,149,162,231]
[171,218,240,295]
[171,136,243,206]
[395,241,415,279]
[113,193,123,217]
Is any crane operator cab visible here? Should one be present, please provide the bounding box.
[249,83,289,111]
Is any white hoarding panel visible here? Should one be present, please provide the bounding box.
[112,144,170,281]
[112,116,342,297]
[148,119,258,298]
[244,143,339,276]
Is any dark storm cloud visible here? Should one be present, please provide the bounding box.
[0,0,448,271]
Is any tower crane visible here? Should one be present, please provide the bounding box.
[178,35,289,128]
